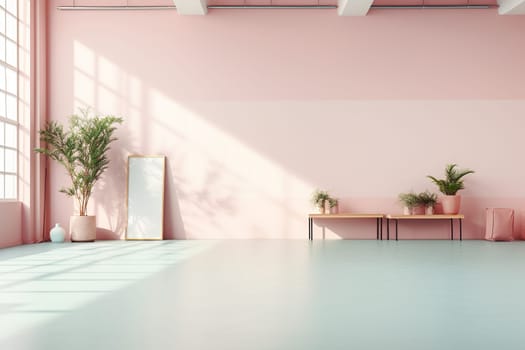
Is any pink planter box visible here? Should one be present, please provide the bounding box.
[485,208,514,241]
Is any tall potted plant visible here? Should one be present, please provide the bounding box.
[427,164,474,215]
[35,109,123,242]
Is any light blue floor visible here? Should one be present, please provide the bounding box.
[1,240,525,349]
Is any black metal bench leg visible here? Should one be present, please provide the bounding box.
[460,219,462,241]
[387,218,390,240]
[450,218,454,240]
[395,219,398,241]
[308,218,313,240]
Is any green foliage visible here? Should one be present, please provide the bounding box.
[416,191,438,206]
[398,192,419,208]
[400,191,438,208]
[311,189,330,208]
[35,108,123,216]
[427,164,475,196]
[328,197,338,208]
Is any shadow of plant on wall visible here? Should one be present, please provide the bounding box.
[91,129,131,239]
[91,152,128,239]
[164,162,186,239]
[167,156,237,239]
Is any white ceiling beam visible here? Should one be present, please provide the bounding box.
[172,0,208,15]
[338,0,374,16]
[498,0,525,14]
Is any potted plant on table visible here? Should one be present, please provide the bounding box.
[398,192,418,215]
[417,191,438,215]
[327,197,339,214]
[35,109,123,242]
[311,189,330,214]
[427,164,474,215]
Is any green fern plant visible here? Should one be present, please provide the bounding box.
[427,164,474,196]
[416,191,438,207]
[398,192,419,208]
[35,109,123,216]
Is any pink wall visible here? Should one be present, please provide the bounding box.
[47,3,525,239]
[0,201,23,248]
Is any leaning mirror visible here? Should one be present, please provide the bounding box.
[126,155,165,240]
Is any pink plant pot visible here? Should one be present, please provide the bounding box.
[412,205,426,215]
[441,195,461,215]
[329,204,339,214]
[433,202,443,214]
[70,215,96,242]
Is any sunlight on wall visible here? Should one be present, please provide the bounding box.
[73,42,135,114]
[66,38,525,240]
[73,42,95,108]
[0,241,216,341]
[62,42,141,237]
[146,89,313,238]
[70,41,315,239]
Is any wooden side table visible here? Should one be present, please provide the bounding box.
[308,213,385,240]
[386,214,465,240]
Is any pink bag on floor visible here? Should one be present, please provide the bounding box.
[485,208,514,241]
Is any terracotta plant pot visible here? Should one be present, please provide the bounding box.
[70,215,96,242]
[441,195,461,215]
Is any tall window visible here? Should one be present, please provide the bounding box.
[0,0,18,200]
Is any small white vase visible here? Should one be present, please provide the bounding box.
[50,223,66,243]
[403,206,412,215]
[425,206,434,215]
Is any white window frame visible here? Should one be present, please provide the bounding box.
[0,1,19,200]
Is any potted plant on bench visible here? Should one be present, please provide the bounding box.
[311,189,330,214]
[417,191,438,215]
[327,197,339,214]
[398,192,418,215]
[427,164,474,215]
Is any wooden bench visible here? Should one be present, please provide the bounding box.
[308,213,385,240]
[386,214,465,240]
